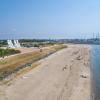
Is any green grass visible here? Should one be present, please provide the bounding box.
[0,48,20,58]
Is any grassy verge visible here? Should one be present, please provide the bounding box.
[0,48,20,58]
[0,44,67,81]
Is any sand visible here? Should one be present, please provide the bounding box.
[0,44,91,100]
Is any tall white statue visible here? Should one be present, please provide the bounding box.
[7,40,21,48]
[16,40,21,47]
[14,40,21,48]
[7,40,15,48]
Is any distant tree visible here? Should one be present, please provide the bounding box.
[34,44,39,47]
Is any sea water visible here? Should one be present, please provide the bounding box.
[91,45,100,100]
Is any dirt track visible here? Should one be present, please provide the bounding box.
[0,45,91,100]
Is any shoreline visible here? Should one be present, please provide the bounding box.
[90,46,94,100]
[0,44,91,100]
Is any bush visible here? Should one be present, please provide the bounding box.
[34,44,39,47]
[0,48,21,58]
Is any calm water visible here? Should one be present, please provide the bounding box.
[91,45,100,100]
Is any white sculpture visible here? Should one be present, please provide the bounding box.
[7,40,15,48]
[7,40,21,48]
[14,40,21,48]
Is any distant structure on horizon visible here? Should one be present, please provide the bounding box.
[7,40,21,48]
[14,40,21,48]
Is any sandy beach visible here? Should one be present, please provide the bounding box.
[0,44,91,100]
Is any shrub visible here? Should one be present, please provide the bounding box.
[0,48,21,58]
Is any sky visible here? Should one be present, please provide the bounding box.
[0,0,100,39]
